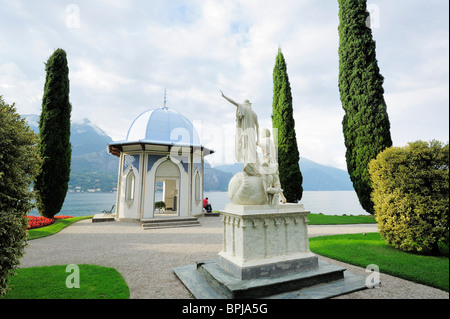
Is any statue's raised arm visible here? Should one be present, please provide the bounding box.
[220,90,238,107]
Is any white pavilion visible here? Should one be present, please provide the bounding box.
[108,99,213,221]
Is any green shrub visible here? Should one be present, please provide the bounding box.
[0,97,41,295]
[369,140,449,255]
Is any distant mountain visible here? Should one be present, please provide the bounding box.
[70,118,119,175]
[204,162,233,191]
[23,114,353,192]
[213,158,354,191]
[24,114,119,192]
[23,114,231,192]
[299,158,353,191]
[212,162,243,175]
[71,118,112,156]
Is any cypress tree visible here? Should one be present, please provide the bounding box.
[338,0,392,214]
[34,48,72,218]
[272,48,303,203]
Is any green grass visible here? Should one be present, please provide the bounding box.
[27,216,93,240]
[1,264,129,299]
[11,216,130,299]
[309,232,449,292]
[19,213,447,297]
[307,213,377,225]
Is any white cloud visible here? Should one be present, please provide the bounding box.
[0,62,44,113]
[294,102,347,170]
[385,85,449,146]
[0,0,448,171]
[71,59,135,92]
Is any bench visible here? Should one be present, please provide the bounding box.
[102,205,115,215]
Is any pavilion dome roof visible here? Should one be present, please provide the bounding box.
[126,105,201,146]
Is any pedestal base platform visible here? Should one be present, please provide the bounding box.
[216,251,319,280]
[174,258,367,299]
[174,203,367,299]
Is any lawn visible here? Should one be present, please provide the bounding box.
[27,215,93,240]
[2,216,130,299]
[26,213,376,239]
[308,213,377,225]
[1,264,129,299]
[309,232,449,292]
[9,213,447,298]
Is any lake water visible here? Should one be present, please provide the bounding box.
[205,191,369,216]
[29,192,118,217]
[30,190,369,217]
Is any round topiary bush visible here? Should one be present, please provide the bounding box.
[369,140,449,255]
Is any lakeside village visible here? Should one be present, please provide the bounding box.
[69,185,165,193]
[68,179,166,193]
[68,178,118,193]
[69,186,116,193]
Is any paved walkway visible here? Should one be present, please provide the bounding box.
[20,217,449,299]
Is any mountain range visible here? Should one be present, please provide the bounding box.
[212,158,354,191]
[23,114,353,192]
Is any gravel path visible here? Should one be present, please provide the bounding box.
[20,217,448,299]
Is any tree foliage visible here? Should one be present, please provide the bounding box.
[338,0,392,214]
[34,48,72,218]
[0,96,41,295]
[369,140,449,255]
[272,48,303,203]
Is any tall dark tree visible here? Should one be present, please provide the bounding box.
[338,0,392,214]
[34,48,72,218]
[272,48,303,203]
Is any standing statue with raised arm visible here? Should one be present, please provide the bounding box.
[220,90,260,175]
[220,91,281,205]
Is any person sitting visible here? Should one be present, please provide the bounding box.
[203,197,212,213]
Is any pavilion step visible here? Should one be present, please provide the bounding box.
[141,217,200,230]
[142,222,201,230]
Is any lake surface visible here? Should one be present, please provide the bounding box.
[205,190,369,216]
[29,192,118,217]
[30,190,369,217]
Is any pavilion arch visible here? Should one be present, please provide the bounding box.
[154,158,181,216]
[141,155,189,219]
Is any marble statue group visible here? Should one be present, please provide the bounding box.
[220,91,286,205]
[173,90,367,299]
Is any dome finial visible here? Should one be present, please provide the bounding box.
[163,88,168,109]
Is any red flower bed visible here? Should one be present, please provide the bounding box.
[24,215,73,229]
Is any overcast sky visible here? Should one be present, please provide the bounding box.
[1,0,448,170]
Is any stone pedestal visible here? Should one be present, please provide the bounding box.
[173,203,367,299]
[217,203,318,279]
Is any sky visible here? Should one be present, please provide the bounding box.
[0,0,448,170]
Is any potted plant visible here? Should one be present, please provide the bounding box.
[154,201,166,214]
